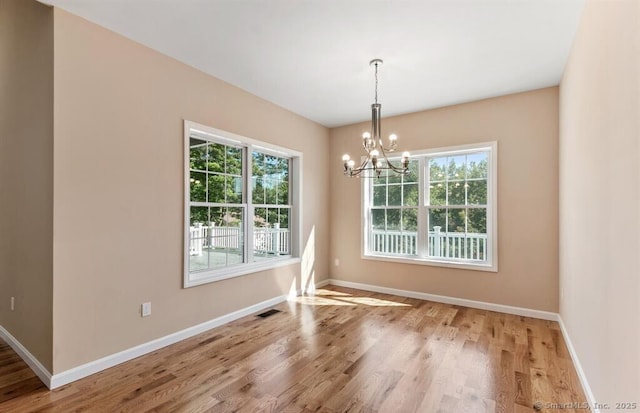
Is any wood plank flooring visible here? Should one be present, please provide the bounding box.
[0,286,587,412]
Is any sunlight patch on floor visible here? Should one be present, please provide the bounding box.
[313,288,352,297]
[333,296,411,307]
[294,289,411,307]
[294,296,356,306]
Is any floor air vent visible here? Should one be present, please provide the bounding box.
[256,309,281,318]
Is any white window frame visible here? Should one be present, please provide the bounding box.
[184,120,302,288]
[362,141,498,272]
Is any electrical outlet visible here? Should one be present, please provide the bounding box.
[10,297,14,311]
[334,258,340,266]
[141,302,151,317]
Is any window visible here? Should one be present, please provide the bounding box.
[184,121,301,287]
[363,142,497,271]
[370,159,420,255]
[252,152,291,261]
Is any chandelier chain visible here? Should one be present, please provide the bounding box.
[374,62,379,104]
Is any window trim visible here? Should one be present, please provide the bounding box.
[183,120,302,288]
[362,141,498,272]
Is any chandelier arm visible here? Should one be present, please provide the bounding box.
[358,157,370,170]
[350,166,377,178]
[349,154,407,175]
[378,140,409,173]
[349,165,369,177]
[377,140,394,164]
[349,154,379,176]
[387,163,408,173]
[381,143,398,152]
[350,160,406,176]
[349,164,405,177]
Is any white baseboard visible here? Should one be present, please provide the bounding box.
[557,316,599,413]
[313,279,331,289]
[50,294,287,389]
[292,278,331,297]
[0,324,52,387]
[328,279,559,321]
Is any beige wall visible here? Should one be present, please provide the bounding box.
[330,88,559,312]
[52,9,330,373]
[559,0,639,404]
[0,0,54,371]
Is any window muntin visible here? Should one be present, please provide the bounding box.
[363,142,497,271]
[185,122,301,287]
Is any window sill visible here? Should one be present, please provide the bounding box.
[362,253,498,272]
[184,256,301,288]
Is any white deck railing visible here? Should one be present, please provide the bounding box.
[370,231,418,255]
[371,226,487,261]
[191,225,485,261]
[189,224,290,256]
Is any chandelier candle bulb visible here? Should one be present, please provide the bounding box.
[341,58,409,177]
[342,154,350,161]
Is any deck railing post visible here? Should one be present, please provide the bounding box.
[433,226,442,257]
[273,223,280,255]
[192,223,203,255]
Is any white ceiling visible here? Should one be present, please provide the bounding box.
[40,0,585,128]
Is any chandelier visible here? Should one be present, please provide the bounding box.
[342,59,410,178]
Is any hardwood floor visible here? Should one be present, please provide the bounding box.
[0,286,587,412]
